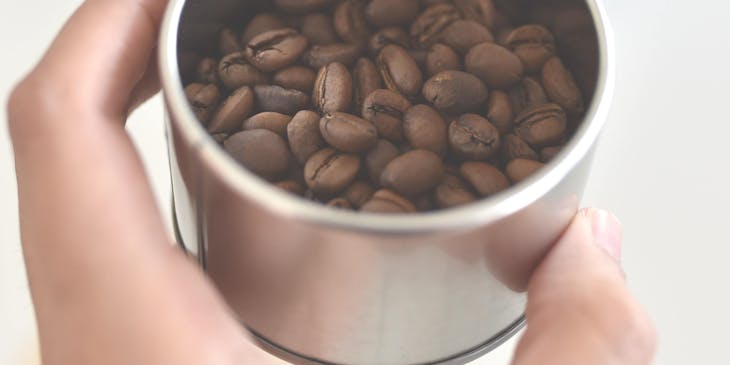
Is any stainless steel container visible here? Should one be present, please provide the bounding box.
[158,1,614,364]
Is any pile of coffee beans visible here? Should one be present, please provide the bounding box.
[183,0,587,214]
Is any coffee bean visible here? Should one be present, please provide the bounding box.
[185,83,220,123]
[453,0,497,30]
[366,0,420,28]
[209,86,254,133]
[377,45,424,98]
[501,133,539,161]
[434,174,477,208]
[541,57,584,115]
[509,77,548,114]
[246,28,308,72]
[465,42,523,88]
[273,66,317,93]
[506,158,545,183]
[414,194,435,211]
[224,129,290,179]
[241,13,286,44]
[365,139,400,185]
[409,49,429,68]
[422,70,488,114]
[411,4,462,47]
[353,58,383,113]
[344,181,376,208]
[274,0,333,13]
[287,110,325,164]
[301,13,338,45]
[361,89,412,143]
[426,43,462,77]
[320,112,378,153]
[540,146,562,163]
[514,103,567,147]
[361,189,417,213]
[368,27,411,56]
[448,114,500,160]
[439,20,495,54]
[304,43,362,69]
[304,148,361,195]
[196,57,219,84]
[219,28,242,57]
[403,104,448,156]
[334,0,371,45]
[314,62,353,114]
[504,24,556,72]
[276,180,306,195]
[381,150,445,196]
[211,133,228,145]
[327,197,353,209]
[460,162,509,196]
[252,85,309,115]
[218,52,270,90]
[243,112,292,137]
[486,90,514,133]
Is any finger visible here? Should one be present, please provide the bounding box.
[512,209,656,365]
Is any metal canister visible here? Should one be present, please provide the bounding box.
[158,1,614,364]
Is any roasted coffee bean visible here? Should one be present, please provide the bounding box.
[409,49,429,68]
[434,174,477,208]
[211,133,228,145]
[246,28,308,72]
[414,194,435,211]
[196,57,219,84]
[381,150,445,196]
[361,89,412,143]
[411,4,462,47]
[327,197,353,209]
[377,45,423,98]
[353,58,383,112]
[361,189,417,213]
[368,27,411,56]
[241,13,286,44]
[504,24,556,72]
[540,146,562,162]
[224,129,290,179]
[274,0,333,13]
[320,112,378,153]
[466,42,523,88]
[219,28,242,56]
[287,110,325,164]
[185,83,220,123]
[218,52,270,90]
[304,43,362,69]
[501,133,539,161]
[365,139,400,184]
[314,62,353,114]
[541,57,584,114]
[301,13,338,45]
[460,162,509,196]
[509,77,548,114]
[209,86,254,133]
[334,0,371,45]
[514,103,567,147]
[273,66,317,93]
[366,0,420,28]
[243,112,292,137]
[506,158,545,183]
[422,70,488,114]
[453,0,497,30]
[448,114,500,160]
[304,148,361,195]
[486,90,514,133]
[276,180,306,195]
[253,85,309,115]
[403,104,448,156]
[344,181,376,208]
[426,43,461,77]
[439,20,495,54]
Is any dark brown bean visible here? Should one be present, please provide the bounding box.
[506,158,545,183]
[304,148,361,195]
[209,86,254,133]
[327,197,353,209]
[460,162,509,196]
[540,146,563,163]
[501,133,539,161]
[486,90,514,133]
[253,85,310,115]
[465,42,523,88]
[422,70,488,114]
[368,27,411,56]
[334,0,371,45]
[414,194,435,211]
[273,66,317,93]
[541,57,584,115]
[246,28,309,72]
[185,83,220,123]
[301,13,339,45]
[196,57,219,84]
[320,112,378,153]
[344,181,376,208]
[366,0,420,28]
[426,43,462,77]
[439,20,495,54]
[313,62,353,114]
[448,114,500,160]
[219,28,242,56]
[361,89,412,143]
[453,0,497,30]
[224,129,290,179]
[514,103,567,147]
[274,0,333,13]
[434,174,477,208]
[276,180,306,195]
[287,110,325,164]
[504,25,556,72]
[304,43,363,69]
[365,139,400,185]
[377,45,424,98]
[241,13,286,44]
[403,104,448,156]
[411,4,462,47]
[381,150,445,196]
[509,77,548,114]
[211,133,228,145]
[353,58,383,113]
[361,189,417,213]
[243,112,292,137]
[218,52,270,90]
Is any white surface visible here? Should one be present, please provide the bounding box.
[1,1,729,364]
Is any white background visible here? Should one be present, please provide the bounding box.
[1,1,729,364]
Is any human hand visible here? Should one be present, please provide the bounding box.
[7,1,655,364]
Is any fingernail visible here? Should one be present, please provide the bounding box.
[584,208,622,262]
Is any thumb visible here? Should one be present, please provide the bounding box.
[512,209,656,365]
